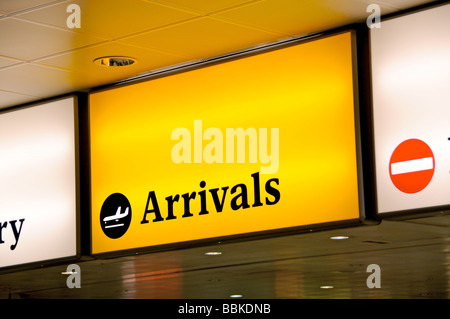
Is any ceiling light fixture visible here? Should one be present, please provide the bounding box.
[94,56,137,67]
[320,286,334,289]
[230,294,243,298]
[205,251,222,256]
[330,235,349,240]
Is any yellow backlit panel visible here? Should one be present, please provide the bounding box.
[89,31,360,254]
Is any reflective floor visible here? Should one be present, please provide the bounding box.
[1,214,449,299]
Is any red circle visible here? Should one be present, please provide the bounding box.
[389,139,435,194]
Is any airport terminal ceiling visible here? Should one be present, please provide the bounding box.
[0,0,442,109]
[1,0,449,302]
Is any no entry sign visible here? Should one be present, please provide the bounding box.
[389,139,435,194]
[371,4,450,214]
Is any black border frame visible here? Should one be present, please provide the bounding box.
[368,1,450,220]
[87,26,379,259]
[0,94,82,274]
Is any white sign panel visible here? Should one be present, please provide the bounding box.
[371,4,450,214]
[0,97,78,268]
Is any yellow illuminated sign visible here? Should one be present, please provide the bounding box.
[89,31,361,254]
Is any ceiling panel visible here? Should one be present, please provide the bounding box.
[15,0,200,40]
[213,0,399,37]
[153,0,264,14]
[0,56,24,69]
[0,17,102,61]
[119,16,284,60]
[34,41,191,89]
[375,0,442,9]
[0,63,74,97]
[0,0,61,14]
[0,90,38,108]
[0,0,439,110]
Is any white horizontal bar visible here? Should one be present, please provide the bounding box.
[391,157,434,175]
[105,223,124,229]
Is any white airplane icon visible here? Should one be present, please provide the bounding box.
[103,206,129,228]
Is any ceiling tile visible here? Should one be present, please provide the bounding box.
[0,90,38,110]
[375,0,437,10]
[120,17,284,61]
[152,0,263,14]
[0,0,62,14]
[213,0,394,37]
[0,63,75,97]
[16,0,199,40]
[34,42,191,88]
[35,41,189,70]
[0,18,103,61]
[0,56,24,69]
[0,0,441,110]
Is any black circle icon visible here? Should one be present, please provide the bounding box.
[100,193,132,239]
